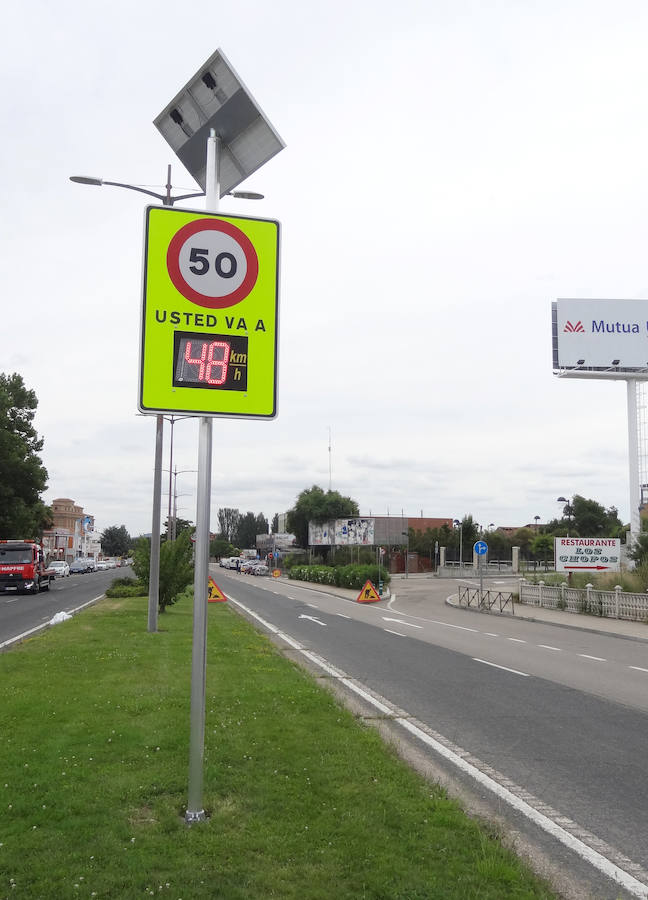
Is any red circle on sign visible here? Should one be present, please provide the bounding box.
[166,218,259,309]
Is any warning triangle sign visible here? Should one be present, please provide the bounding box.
[356,579,381,603]
[208,576,227,602]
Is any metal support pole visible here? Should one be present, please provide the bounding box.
[167,417,175,541]
[148,415,163,633]
[186,129,219,824]
[627,379,641,545]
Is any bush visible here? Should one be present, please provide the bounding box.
[288,564,389,591]
[105,578,148,598]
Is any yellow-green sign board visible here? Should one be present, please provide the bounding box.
[139,206,280,417]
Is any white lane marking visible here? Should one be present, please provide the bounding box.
[0,593,105,650]
[335,613,351,619]
[484,632,499,637]
[629,666,648,673]
[382,617,423,629]
[472,658,530,677]
[508,638,526,643]
[305,603,319,609]
[579,654,607,662]
[539,644,562,651]
[431,618,479,633]
[384,629,407,637]
[228,595,648,899]
[298,614,327,627]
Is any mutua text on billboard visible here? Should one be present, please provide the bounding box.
[554,537,621,573]
[552,298,648,371]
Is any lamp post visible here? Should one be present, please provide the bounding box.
[163,467,198,540]
[70,168,263,633]
[453,519,463,568]
[557,496,573,536]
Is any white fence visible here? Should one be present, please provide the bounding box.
[519,579,648,622]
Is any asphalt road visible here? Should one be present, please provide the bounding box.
[0,567,133,649]
[215,569,648,900]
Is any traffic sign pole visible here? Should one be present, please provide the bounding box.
[185,129,219,825]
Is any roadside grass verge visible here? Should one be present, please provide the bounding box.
[0,594,556,899]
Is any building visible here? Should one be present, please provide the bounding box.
[41,498,99,563]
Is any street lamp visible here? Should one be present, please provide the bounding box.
[70,170,264,205]
[453,519,463,568]
[72,167,263,634]
[163,466,198,540]
[557,496,573,536]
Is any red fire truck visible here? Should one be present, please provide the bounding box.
[0,540,56,595]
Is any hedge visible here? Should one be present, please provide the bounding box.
[288,564,389,591]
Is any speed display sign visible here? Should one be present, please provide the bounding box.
[139,206,280,417]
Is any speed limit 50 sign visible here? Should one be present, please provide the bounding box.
[139,206,280,417]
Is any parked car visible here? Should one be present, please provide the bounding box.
[49,560,70,578]
[70,558,87,574]
[252,564,269,576]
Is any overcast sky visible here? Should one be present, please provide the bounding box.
[4,0,648,538]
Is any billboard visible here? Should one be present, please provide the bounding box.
[552,299,648,372]
[308,518,375,546]
[334,518,374,545]
[554,537,621,573]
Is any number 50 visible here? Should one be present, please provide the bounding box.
[188,247,237,278]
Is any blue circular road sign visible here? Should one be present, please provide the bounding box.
[474,541,488,556]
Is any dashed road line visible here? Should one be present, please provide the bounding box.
[539,645,562,651]
[579,654,607,662]
[473,658,530,677]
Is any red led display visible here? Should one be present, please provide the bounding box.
[173,331,248,392]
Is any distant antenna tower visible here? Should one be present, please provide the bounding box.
[328,426,332,491]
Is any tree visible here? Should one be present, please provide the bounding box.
[218,508,241,542]
[0,373,51,539]
[163,516,193,540]
[628,532,648,565]
[271,513,279,534]
[256,512,269,537]
[210,536,235,559]
[101,525,131,557]
[235,512,259,549]
[571,495,623,537]
[158,532,194,612]
[530,533,554,565]
[132,533,194,612]
[286,485,359,547]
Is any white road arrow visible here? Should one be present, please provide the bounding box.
[382,617,423,629]
[298,614,327,626]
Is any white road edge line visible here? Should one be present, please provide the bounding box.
[472,658,530,677]
[384,629,407,637]
[227,595,648,899]
[0,594,105,651]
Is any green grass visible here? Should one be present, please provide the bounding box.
[0,594,556,899]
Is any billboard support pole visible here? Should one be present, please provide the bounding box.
[185,129,219,825]
[627,378,641,544]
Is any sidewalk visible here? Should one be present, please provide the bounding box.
[445,590,648,641]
